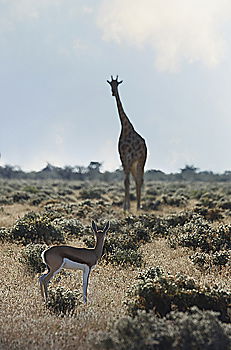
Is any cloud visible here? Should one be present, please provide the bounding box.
[0,0,92,58]
[98,0,231,72]
[0,0,50,25]
[0,0,87,31]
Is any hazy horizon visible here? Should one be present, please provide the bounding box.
[1,1,231,174]
[0,159,229,175]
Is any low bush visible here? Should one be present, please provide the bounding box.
[218,199,231,210]
[12,191,30,203]
[79,187,105,200]
[44,202,78,217]
[190,252,211,269]
[105,247,143,267]
[194,207,224,221]
[53,218,86,237]
[168,216,211,251]
[84,231,143,267]
[161,194,187,207]
[0,227,11,242]
[212,250,231,267]
[46,286,81,316]
[11,212,65,245]
[0,196,12,205]
[190,250,231,270]
[166,213,231,269]
[142,199,161,211]
[125,219,151,243]
[168,217,231,254]
[126,267,231,322]
[19,243,47,273]
[92,307,231,350]
[73,199,113,220]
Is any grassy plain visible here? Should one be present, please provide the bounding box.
[0,179,230,349]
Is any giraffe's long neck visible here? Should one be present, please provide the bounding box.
[114,90,134,132]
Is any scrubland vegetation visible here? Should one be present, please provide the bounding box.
[0,178,231,349]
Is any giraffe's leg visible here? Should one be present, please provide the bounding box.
[135,181,142,210]
[132,163,144,210]
[124,171,130,210]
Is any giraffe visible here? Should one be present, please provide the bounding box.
[107,75,147,210]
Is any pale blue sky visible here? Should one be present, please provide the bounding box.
[0,0,231,173]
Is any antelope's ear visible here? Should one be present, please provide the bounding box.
[92,221,98,233]
[103,221,110,234]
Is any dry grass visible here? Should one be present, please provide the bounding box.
[141,239,230,291]
[0,242,137,350]
[0,204,40,228]
[0,181,231,349]
[1,241,229,350]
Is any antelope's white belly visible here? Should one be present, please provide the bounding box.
[63,258,88,271]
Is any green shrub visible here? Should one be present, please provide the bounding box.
[0,196,12,205]
[12,192,30,203]
[190,252,211,269]
[46,286,81,316]
[44,202,78,217]
[104,234,139,253]
[105,247,143,267]
[57,188,73,196]
[137,211,198,237]
[145,188,158,196]
[168,217,211,251]
[84,231,143,267]
[92,307,231,350]
[126,267,231,322]
[168,215,231,253]
[218,200,231,210]
[0,227,11,242]
[143,199,161,210]
[79,187,105,199]
[212,250,231,267]
[128,221,151,243]
[19,243,47,273]
[53,218,86,237]
[11,212,64,245]
[162,211,196,228]
[23,185,39,194]
[190,250,231,270]
[194,207,224,221]
[74,199,113,220]
[161,194,187,207]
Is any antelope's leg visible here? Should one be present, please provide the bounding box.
[39,274,47,300]
[82,266,90,304]
[39,263,64,301]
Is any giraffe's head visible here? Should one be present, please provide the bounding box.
[107,75,123,96]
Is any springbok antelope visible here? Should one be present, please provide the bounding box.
[39,221,110,304]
